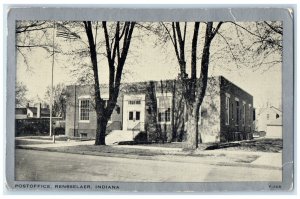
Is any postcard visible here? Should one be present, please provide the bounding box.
[5,7,294,192]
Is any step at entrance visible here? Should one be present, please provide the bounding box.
[105,130,140,145]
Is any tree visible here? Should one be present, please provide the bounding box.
[15,82,29,108]
[44,83,67,119]
[16,21,54,69]
[160,21,283,149]
[232,21,282,54]
[162,22,223,149]
[217,21,283,70]
[83,21,136,145]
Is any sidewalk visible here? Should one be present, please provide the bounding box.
[16,138,282,170]
[17,138,95,148]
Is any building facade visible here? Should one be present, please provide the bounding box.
[255,106,282,138]
[65,76,255,143]
[255,106,282,132]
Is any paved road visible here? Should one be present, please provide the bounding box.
[15,149,282,182]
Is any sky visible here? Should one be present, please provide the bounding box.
[16,21,282,109]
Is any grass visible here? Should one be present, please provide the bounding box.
[15,136,282,156]
[15,139,54,145]
[17,137,281,165]
[138,142,184,148]
[118,138,282,153]
[213,138,283,153]
[16,143,261,165]
[17,144,183,157]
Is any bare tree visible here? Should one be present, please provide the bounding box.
[15,82,29,108]
[83,21,136,145]
[44,83,68,119]
[16,21,54,68]
[219,21,283,70]
[162,22,223,149]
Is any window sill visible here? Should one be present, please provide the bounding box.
[158,122,171,124]
[79,120,90,123]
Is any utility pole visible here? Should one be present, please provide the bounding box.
[49,21,55,143]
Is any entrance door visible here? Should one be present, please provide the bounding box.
[123,94,145,131]
[127,111,141,130]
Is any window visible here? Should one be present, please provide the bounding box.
[128,100,141,105]
[225,95,230,125]
[129,111,133,120]
[80,133,87,138]
[136,111,140,121]
[79,99,90,121]
[235,99,239,125]
[157,95,172,123]
[158,108,171,122]
[248,104,253,123]
[231,103,234,120]
[166,108,171,122]
[158,112,163,122]
[242,103,246,126]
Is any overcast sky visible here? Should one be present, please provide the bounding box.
[16,21,282,109]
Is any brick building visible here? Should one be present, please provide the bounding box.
[65,76,255,143]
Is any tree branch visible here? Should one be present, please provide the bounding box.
[264,22,283,35]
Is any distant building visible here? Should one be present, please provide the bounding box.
[65,76,255,143]
[266,117,282,138]
[256,105,282,138]
[15,108,27,119]
[15,103,50,119]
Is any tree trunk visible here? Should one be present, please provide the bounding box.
[185,107,199,149]
[95,114,107,145]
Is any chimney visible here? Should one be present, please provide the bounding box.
[37,103,41,118]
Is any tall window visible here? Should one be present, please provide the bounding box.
[225,95,230,125]
[157,96,171,123]
[129,111,134,120]
[248,104,252,125]
[235,99,239,125]
[136,111,140,120]
[158,108,171,122]
[79,99,90,121]
[242,103,246,126]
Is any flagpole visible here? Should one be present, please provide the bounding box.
[50,21,55,143]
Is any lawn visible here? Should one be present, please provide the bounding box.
[119,138,282,153]
[210,138,283,153]
[15,139,54,145]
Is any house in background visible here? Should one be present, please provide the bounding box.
[15,108,28,119]
[15,103,50,119]
[266,117,282,138]
[255,105,282,138]
[65,76,255,144]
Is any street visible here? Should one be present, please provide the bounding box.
[15,149,282,182]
